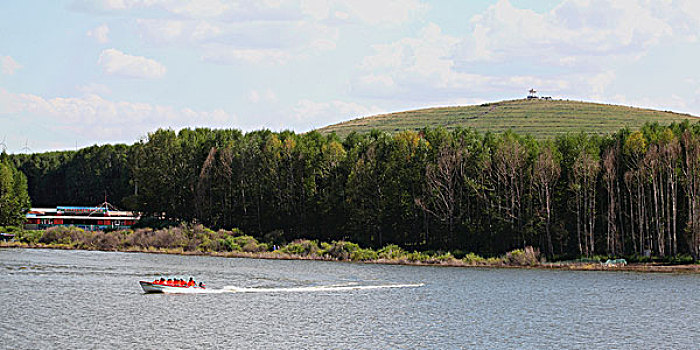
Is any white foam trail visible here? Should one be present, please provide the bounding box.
[222,283,424,293]
[164,283,424,294]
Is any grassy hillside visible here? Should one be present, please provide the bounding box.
[316,99,700,139]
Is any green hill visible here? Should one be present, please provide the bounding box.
[316,99,700,139]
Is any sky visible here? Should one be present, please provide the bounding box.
[1,0,700,153]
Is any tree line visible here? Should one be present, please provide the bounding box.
[10,122,700,259]
[0,152,31,227]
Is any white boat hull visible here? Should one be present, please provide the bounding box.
[140,281,205,293]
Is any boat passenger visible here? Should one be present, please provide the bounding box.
[198,282,205,288]
[187,278,195,287]
[167,278,173,286]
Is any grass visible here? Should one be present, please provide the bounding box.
[316,99,700,139]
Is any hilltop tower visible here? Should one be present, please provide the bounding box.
[527,88,538,99]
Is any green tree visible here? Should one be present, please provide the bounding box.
[0,152,31,226]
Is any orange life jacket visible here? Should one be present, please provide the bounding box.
[188,281,195,287]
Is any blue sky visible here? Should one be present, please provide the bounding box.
[1,0,699,153]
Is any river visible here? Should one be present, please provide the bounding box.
[1,248,698,349]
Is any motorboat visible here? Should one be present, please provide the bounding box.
[139,280,206,293]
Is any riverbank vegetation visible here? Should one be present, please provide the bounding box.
[5,225,698,272]
[9,121,700,261]
[1,224,544,267]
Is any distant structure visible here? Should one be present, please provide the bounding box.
[527,89,552,100]
[527,88,538,99]
[24,202,140,231]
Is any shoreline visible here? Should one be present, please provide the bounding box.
[3,241,699,274]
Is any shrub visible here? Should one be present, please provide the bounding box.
[405,251,431,262]
[462,253,487,265]
[39,226,85,245]
[324,241,360,260]
[126,228,154,248]
[94,231,120,250]
[222,236,242,252]
[235,236,268,253]
[198,236,221,252]
[433,251,455,262]
[505,246,540,266]
[378,244,406,260]
[351,248,378,261]
[16,230,43,244]
[282,239,319,256]
[125,226,189,250]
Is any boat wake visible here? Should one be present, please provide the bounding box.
[162,283,424,294]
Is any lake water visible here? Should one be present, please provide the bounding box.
[1,248,698,349]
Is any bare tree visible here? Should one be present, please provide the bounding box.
[682,131,700,260]
[491,137,528,246]
[533,146,560,257]
[603,147,619,256]
[572,150,600,256]
[417,143,466,247]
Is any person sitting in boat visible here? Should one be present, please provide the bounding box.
[166,278,173,286]
[198,282,205,288]
[187,278,196,287]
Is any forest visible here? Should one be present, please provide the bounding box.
[10,122,700,260]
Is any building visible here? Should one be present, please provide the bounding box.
[25,204,140,231]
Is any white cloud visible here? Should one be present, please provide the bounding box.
[609,93,693,116]
[248,88,277,104]
[164,0,232,18]
[75,0,423,66]
[77,83,112,96]
[136,19,184,44]
[75,0,427,24]
[137,18,338,65]
[361,23,460,86]
[0,88,234,143]
[352,0,700,106]
[98,49,166,79]
[356,23,498,97]
[300,0,427,25]
[87,23,110,43]
[461,0,687,65]
[293,99,384,128]
[202,46,293,65]
[338,0,427,25]
[1,55,22,75]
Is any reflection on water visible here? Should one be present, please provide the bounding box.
[1,248,699,349]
